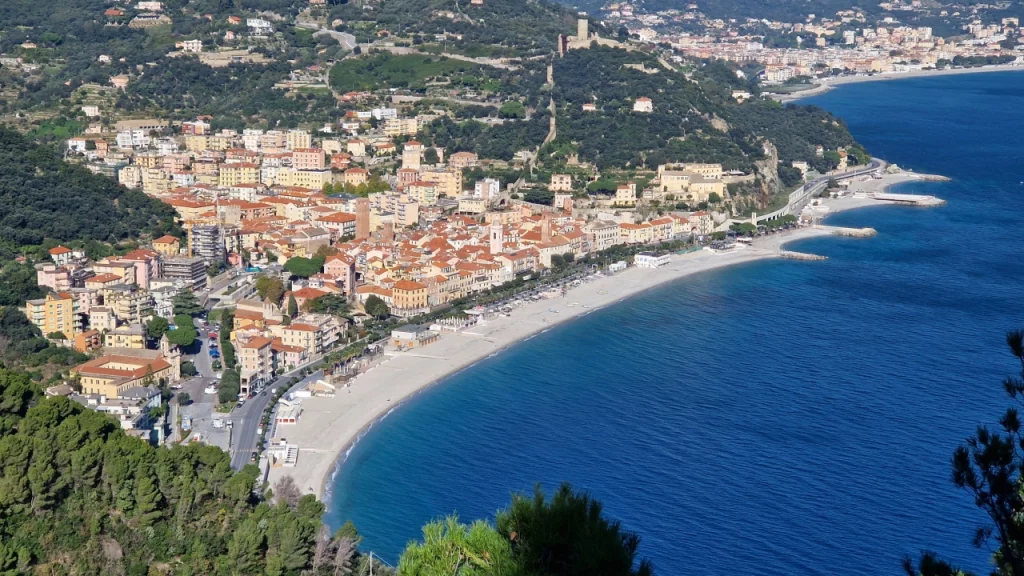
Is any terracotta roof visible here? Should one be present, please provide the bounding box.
[393,279,427,291]
[49,246,73,255]
[241,336,273,349]
[285,323,319,332]
[74,355,171,379]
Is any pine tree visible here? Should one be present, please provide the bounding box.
[288,294,298,318]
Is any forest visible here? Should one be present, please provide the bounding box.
[423,113,551,161]
[0,127,178,248]
[328,0,577,55]
[551,47,864,173]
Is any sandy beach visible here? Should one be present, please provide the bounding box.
[266,170,947,501]
[775,63,1024,102]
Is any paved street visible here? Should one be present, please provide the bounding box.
[228,366,325,470]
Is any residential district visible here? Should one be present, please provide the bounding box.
[598,1,1024,83]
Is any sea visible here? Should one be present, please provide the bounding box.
[324,71,1024,575]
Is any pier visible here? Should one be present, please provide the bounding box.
[825,226,878,237]
[872,193,946,207]
[779,251,828,261]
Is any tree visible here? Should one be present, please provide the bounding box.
[46,331,67,341]
[551,254,565,268]
[177,392,191,406]
[180,361,197,377]
[499,100,527,119]
[306,294,350,317]
[146,316,169,339]
[364,295,390,319]
[287,294,298,318]
[707,192,722,204]
[284,257,324,278]
[165,314,198,348]
[274,476,302,508]
[172,290,204,317]
[423,147,439,165]
[256,275,286,304]
[905,331,1024,576]
[398,516,517,576]
[496,483,652,576]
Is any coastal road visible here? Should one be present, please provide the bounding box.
[228,364,326,470]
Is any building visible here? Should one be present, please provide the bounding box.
[633,97,653,113]
[550,174,573,192]
[390,324,439,349]
[152,235,181,257]
[449,151,479,169]
[420,167,462,198]
[615,182,637,205]
[474,178,500,201]
[344,167,369,187]
[104,324,147,349]
[73,355,174,398]
[635,252,670,268]
[106,285,154,325]
[292,148,326,171]
[391,280,429,316]
[162,257,208,291]
[355,198,370,240]
[189,224,226,264]
[239,336,274,396]
[26,292,83,337]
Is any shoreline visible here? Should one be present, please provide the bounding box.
[266,171,946,503]
[775,63,1024,102]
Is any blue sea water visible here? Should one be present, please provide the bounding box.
[325,72,1024,574]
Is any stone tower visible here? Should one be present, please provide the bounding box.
[489,221,503,255]
[577,18,588,40]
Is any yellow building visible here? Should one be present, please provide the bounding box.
[26,292,81,337]
[420,167,462,198]
[219,162,260,186]
[407,181,438,206]
[615,182,637,206]
[152,235,181,257]
[392,280,429,313]
[104,324,147,349]
[74,355,173,398]
[276,168,332,190]
[344,168,369,187]
[383,118,419,137]
[619,222,653,244]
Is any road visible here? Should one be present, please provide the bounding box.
[296,20,356,51]
[228,362,326,470]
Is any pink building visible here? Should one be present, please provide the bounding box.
[292,148,326,171]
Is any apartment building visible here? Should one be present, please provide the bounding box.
[26,292,83,337]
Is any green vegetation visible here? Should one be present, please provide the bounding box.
[399,483,652,576]
[172,290,204,317]
[256,275,287,305]
[0,364,335,574]
[905,331,1024,576]
[423,113,550,161]
[330,53,485,93]
[364,295,390,319]
[284,256,324,279]
[0,126,178,250]
[550,48,862,173]
[327,0,577,55]
[146,316,170,340]
[305,294,350,317]
[165,314,198,348]
[219,309,237,370]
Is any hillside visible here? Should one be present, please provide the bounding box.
[327,0,578,56]
[0,127,178,249]
[550,47,862,173]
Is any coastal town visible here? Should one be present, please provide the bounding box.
[4,0,963,489]
[596,1,1024,86]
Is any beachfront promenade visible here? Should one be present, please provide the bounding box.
[267,238,824,498]
[265,169,948,500]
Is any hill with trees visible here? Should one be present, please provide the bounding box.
[326,0,578,56]
[550,47,863,174]
[0,126,178,249]
[0,361,654,575]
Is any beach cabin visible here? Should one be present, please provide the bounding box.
[391,324,439,350]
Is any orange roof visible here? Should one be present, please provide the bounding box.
[241,336,273,349]
[74,355,171,379]
[393,279,427,291]
[291,287,328,299]
[88,273,122,283]
[285,323,318,332]
[318,212,356,223]
[49,246,72,255]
